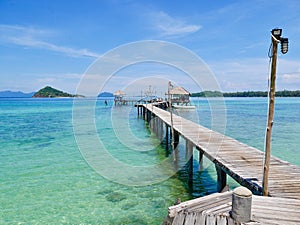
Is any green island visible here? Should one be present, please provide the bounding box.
[33,86,84,98]
[191,90,300,97]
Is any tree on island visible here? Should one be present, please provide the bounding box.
[33,86,84,98]
[191,90,300,97]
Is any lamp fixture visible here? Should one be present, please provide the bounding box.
[280,38,289,54]
[271,28,282,39]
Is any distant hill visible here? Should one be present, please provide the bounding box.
[98,92,113,97]
[0,90,35,98]
[33,86,84,98]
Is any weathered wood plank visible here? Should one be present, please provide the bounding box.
[169,192,232,217]
[183,212,196,225]
[206,214,216,225]
[216,214,227,225]
[172,211,186,225]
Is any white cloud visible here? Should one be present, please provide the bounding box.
[209,58,269,91]
[208,57,300,91]
[2,72,84,93]
[149,11,201,38]
[0,24,101,58]
[282,73,300,83]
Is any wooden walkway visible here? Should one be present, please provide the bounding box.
[165,191,300,225]
[140,104,300,200]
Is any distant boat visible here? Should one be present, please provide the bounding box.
[173,104,196,109]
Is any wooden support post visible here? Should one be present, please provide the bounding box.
[174,130,179,150]
[157,118,162,141]
[155,117,158,137]
[165,124,169,151]
[150,114,154,129]
[196,146,204,170]
[151,115,155,131]
[215,164,227,193]
[199,150,204,171]
[186,140,193,187]
[147,110,151,123]
[155,116,157,133]
[155,117,159,136]
[173,130,179,162]
[159,119,163,141]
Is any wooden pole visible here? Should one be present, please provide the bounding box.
[216,164,227,193]
[199,150,203,171]
[165,124,169,151]
[168,81,176,161]
[159,118,163,141]
[263,35,279,196]
[186,140,193,187]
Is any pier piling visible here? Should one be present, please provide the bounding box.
[186,140,193,187]
[216,164,227,193]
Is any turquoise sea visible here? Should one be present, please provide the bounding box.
[0,97,299,224]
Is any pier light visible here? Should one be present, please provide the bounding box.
[271,28,282,39]
[270,28,289,54]
[280,38,289,54]
[263,28,289,196]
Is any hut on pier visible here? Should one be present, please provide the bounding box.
[168,86,194,109]
[114,90,126,105]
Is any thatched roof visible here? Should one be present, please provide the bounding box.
[114,90,125,96]
[169,86,190,95]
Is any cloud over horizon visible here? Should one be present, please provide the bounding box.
[0,24,101,58]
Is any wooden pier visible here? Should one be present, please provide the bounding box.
[114,97,138,105]
[165,190,300,225]
[137,103,300,200]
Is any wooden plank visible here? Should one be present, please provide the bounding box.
[206,214,216,225]
[187,195,232,213]
[172,211,186,225]
[194,212,206,225]
[216,214,227,225]
[183,212,196,225]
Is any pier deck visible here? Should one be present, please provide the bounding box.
[166,191,300,225]
[141,104,300,200]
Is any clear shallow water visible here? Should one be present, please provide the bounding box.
[0,97,299,224]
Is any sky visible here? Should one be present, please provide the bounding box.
[1,0,300,95]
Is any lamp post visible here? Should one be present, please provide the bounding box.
[263,29,289,196]
[168,81,176,161]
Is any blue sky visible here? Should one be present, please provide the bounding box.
[1,0,300,94]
